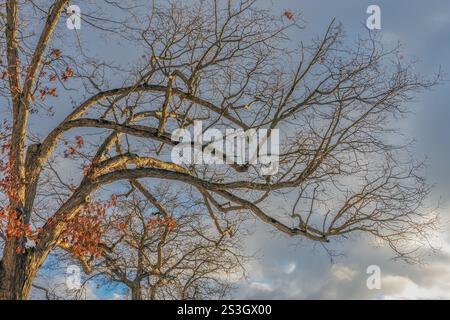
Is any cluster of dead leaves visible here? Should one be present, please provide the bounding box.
[63,135,84,158]
[31,49,74,102]
[0,142,38,253]
[146,216,176,232]
[59,200,112,258]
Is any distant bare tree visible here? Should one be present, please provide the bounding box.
[0,0,438,299]
[66,186,245,300]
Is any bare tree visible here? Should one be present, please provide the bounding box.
[0,0,438,299]
[63,186,244,300]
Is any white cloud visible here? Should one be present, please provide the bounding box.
[250,281,274,292]
[382,274,450,300]
[331,265,357,281]
[283,262,296,274]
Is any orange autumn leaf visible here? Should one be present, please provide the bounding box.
[283,10,294,21]
[65,67,74,77]
[50,48,62,58]
[75,136,84,148]
[62,67,74,81]
[60,198,117,259]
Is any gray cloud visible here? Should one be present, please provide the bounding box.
[230,0,450,300]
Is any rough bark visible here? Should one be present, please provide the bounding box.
[0,251,42,300]
[131,283,143,301]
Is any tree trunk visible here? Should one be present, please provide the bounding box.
[0,233,51,300]
[149,285,157,300]
[131,282,143,300]
[0,242,39,300]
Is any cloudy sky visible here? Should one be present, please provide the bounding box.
[232,0,450,299]
[27,0,450,300]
